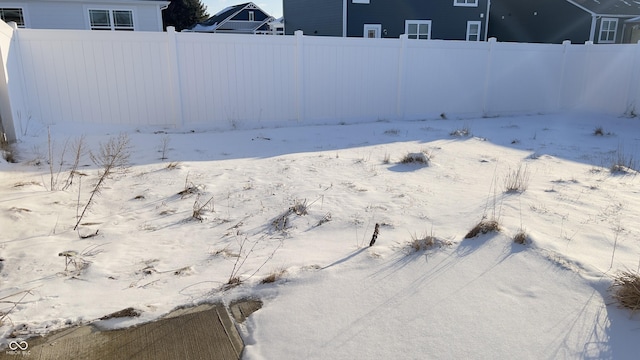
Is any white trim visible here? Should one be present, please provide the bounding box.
[352,0,370,3]
[454,0,478,7]
[484,0,491,41]
[466,21,481,41]
[85,7,136,31]
[599,17,618,43]
[363,24,381,38]
[405,20,432,40]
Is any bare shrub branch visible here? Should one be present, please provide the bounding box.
[74,134,131,230]
[61,135,86,191]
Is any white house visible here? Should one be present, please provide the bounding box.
[0,0,168,32]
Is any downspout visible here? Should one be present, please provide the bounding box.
[159,3,169,31]
[484,0,491,41]
[589,15,597,42]
[343,0,347,37]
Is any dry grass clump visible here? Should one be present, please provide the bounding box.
[260,268,287,284]
[0,137,16,163]
[464,219,500,239]
[409,232,451,252]
[504,164,530,193]
[609,146,637,174]
[272,199,309,231]
[450,125,471,137]
[400,151,431,165]
[191,195,214,221]
[609,270,640,314]
[513,229,529,245]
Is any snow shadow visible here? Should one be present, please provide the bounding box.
[23,113,638,171]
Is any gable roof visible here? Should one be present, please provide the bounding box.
[186,2,274,33]
[567,0,640,16]
[188,2,274,33]
[199,3,252,28]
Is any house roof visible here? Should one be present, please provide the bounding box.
[198,3,252,28]
[568,0,640,16]
[188,2,273,33]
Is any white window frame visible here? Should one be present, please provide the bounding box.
[405,20,432,40]
[454,0,478,7]
[248,11,255,21]
[598,18,618,44]
[363,24,381,38]
[0,3,29,28]
[87,8,135,31]
[466,21,481,41]
[353,0,370,3]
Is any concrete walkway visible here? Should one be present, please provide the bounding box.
[1,301,261,360]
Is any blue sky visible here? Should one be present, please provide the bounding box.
[202,1,283,19]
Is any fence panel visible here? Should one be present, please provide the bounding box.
[177,32,298,128]
[487,41,564,114]
[15,30,175,127]
[302,36,400,123]
[2,26,640,141]
[402,40,488,119]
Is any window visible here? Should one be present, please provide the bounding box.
[89,9,134,31]
[599,18,618,43]
[466,21,481,41]
[352,0,370,3]
[0,8,25,28]
[248,11,255,21]
[363,24,381,38]
[454,0,478,7]
[405,20,431,40]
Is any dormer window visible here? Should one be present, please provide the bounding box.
[249,11,255,21]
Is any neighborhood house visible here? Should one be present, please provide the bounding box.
[0,0,168,32]
[284,0,490,40]
[187,2,282,35]
[489,0,640,44]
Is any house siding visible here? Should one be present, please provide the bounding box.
[235,8,271,22]
[0,1,165,31]
[283,0,343,36]
[489,0,592,43]
[347,1,487,39]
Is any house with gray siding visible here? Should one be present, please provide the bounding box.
[284,0,490,41]
[0,0,168,32]
[488,0,640,44]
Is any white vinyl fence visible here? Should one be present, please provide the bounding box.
[1,22,640,141]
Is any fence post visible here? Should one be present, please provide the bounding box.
[557,40,571,111]
[396,34,407,121]
[166,26,184,128]
[0,22,18,142]
[482,37,497,116]
[625,40,640,116]
[295,30,305,122]
[581,41,593,111]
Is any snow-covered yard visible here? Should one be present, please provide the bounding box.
[1,113,639,358]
